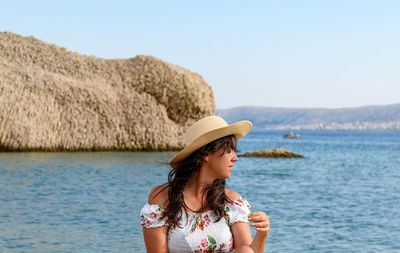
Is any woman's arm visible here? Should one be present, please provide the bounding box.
[231,211,270,253]
[225,190,270,252]
[142,185,169,252]
[143,226,169,253]
[248,211,270,252]
[231,221,253,247]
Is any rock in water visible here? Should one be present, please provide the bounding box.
[0,32,215,151]
[239,148,304,158]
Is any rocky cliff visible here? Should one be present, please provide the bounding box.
[0,32,215,151]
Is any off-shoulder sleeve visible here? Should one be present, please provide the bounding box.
[140,203,167,228]
[226,198,251,226]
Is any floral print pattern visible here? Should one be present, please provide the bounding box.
[140,198,251,252]
[140,205,165,228]
[188,213,211,235]
[195,235,217,252]
[193,235,235,253]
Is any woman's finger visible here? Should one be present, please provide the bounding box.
[256,227,270,234]
[251,221,269,228]
[250,211,266,217]
[248,212,269,222]
[251,215,269,222]
[249,211,270,234]
[254,220,270,234]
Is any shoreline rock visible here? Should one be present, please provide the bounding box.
[0,32,215,151]
[238,148,304,158]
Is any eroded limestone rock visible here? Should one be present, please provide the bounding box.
[0,32,215,151]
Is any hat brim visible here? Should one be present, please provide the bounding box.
[170,120,252,167]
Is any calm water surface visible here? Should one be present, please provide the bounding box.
[1,130,399,252]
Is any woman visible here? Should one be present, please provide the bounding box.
[141,115,270,252]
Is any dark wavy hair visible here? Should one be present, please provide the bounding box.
[161,134,237,229]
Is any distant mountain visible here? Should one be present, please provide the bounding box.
[216,104,400,130]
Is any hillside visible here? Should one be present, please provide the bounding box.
[217,104,400,130]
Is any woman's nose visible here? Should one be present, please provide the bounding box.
[231,151,238,162]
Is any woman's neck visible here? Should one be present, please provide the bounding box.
[185,177,210,199]
[183,174,214,212]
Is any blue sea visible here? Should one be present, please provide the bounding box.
[1,130,399,252]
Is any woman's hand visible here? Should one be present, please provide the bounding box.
[248,211,270,235]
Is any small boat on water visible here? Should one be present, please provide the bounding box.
[283,132,300,139]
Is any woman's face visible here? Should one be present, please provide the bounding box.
[206,146,238,179]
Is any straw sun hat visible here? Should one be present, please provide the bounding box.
[170,115,252,167]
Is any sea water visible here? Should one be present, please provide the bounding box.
[0,130,399,252]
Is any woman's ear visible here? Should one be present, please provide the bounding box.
[203,154,209,162]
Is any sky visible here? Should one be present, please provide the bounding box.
[2,0,400,109]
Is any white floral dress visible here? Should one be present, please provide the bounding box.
[140,198,251,253]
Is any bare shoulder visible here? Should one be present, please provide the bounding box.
[148,184,169,206]
[225,189,241,201]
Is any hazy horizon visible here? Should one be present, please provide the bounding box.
[216,102,400,110]
[2,1,399,109]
